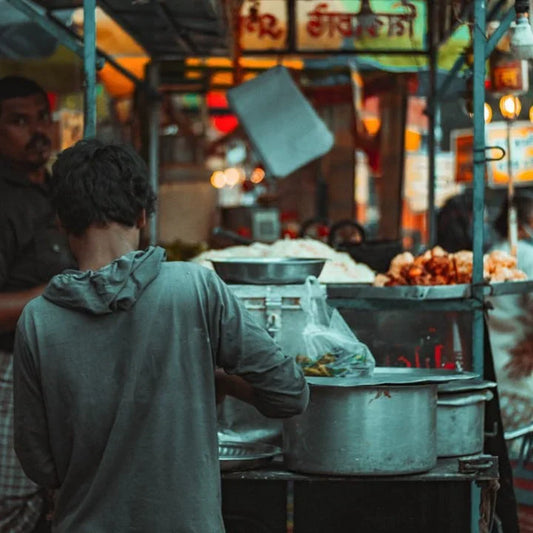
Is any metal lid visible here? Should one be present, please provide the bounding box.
[437,378,497,394]
[306,367,480,388]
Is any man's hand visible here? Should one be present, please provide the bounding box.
[214,368,255,406]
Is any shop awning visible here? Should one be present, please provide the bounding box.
[0,0,510,99]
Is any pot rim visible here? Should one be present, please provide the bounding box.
[306,368,479,387]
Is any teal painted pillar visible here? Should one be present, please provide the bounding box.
[427,0,439,246]
[471,1,487,529]
[471,0,486,378]
[146,62,160,247]
[83,0,97,139]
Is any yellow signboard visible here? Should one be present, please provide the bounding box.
[240,0,426,52]
[451,121,533,186]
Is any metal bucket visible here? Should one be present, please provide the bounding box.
[283,377,438,476]
[218,283,317,447]
[437,389,494,458]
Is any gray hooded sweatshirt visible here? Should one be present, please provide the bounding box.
[13,246,309,533]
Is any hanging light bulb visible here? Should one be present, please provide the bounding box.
[484,103,493,123]
[210,171,226,189]
[499,94,521,119]
[510,0,533,59]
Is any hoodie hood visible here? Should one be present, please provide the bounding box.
[44,246,166,315]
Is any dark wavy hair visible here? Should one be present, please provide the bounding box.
[494,190,533,239]
[0,76,49,116]
[50,139,156,236]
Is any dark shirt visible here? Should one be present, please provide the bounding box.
[0,165,76,351]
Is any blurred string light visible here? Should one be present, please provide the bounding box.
[210,171,226,189]
[529,105,533,122]
[484,102,493,123]
[250,167,265,183]
[209,167,247,189]
[499,94,522,119]
[461,99,493,123]
[224,167,241,186]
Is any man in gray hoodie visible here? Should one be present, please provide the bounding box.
[12,139,309,532]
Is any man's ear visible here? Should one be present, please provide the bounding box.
[136,209,147,229]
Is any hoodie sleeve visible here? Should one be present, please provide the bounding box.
[13,324,60,489]
[205,270,309,418]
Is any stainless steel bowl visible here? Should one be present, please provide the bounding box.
[211,257,326,284]
[219,441,282,471]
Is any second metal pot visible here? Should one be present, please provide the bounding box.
[283,379,438,476]
[437,389,494,457]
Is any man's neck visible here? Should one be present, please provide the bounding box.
[69,223,141,272]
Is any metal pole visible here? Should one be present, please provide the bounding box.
[471,483,482,533]
[146,62,160,247]
[83,0,97,139]
[6,0,146,93]
[506,118,518,256]
[427,0,438,246]
[471,22,486,531]
[472,0,486,385]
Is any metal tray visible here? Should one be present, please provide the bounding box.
[219,441,282,472]
[306,368,479,388]
[326,280,533,300]
[211,257,326,284]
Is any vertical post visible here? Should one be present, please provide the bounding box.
[427,0,438,246]
[471,0,486,379]
[506,117,518,256]
[471,6,486,525]
[287,0,296,53]
[146,62,160,247]
[83,0,97,139]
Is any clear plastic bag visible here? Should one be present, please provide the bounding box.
[298,276,375,377]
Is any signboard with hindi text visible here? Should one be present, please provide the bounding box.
[296,0,425,51]
[451,121,533,186]
[239,0,426,52]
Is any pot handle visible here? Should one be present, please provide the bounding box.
[437,390,494,407]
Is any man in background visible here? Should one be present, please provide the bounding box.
[488,191,533,434]
[0,76,76,532]
[13,139,308,532]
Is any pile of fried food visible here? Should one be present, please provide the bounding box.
[374,246,527,286]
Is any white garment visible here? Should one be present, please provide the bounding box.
[487,239,533,433]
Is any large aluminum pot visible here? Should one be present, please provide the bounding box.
[437,379,495,458]
[283,375,438,476]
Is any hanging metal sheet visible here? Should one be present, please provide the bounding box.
[227,65,334,178]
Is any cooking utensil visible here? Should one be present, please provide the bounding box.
[305,367,479,387]
[437,380,496,457]
[219,441,282,472]
[283,368,480,476]
[284,379,437,476]
[211,257,326,284]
